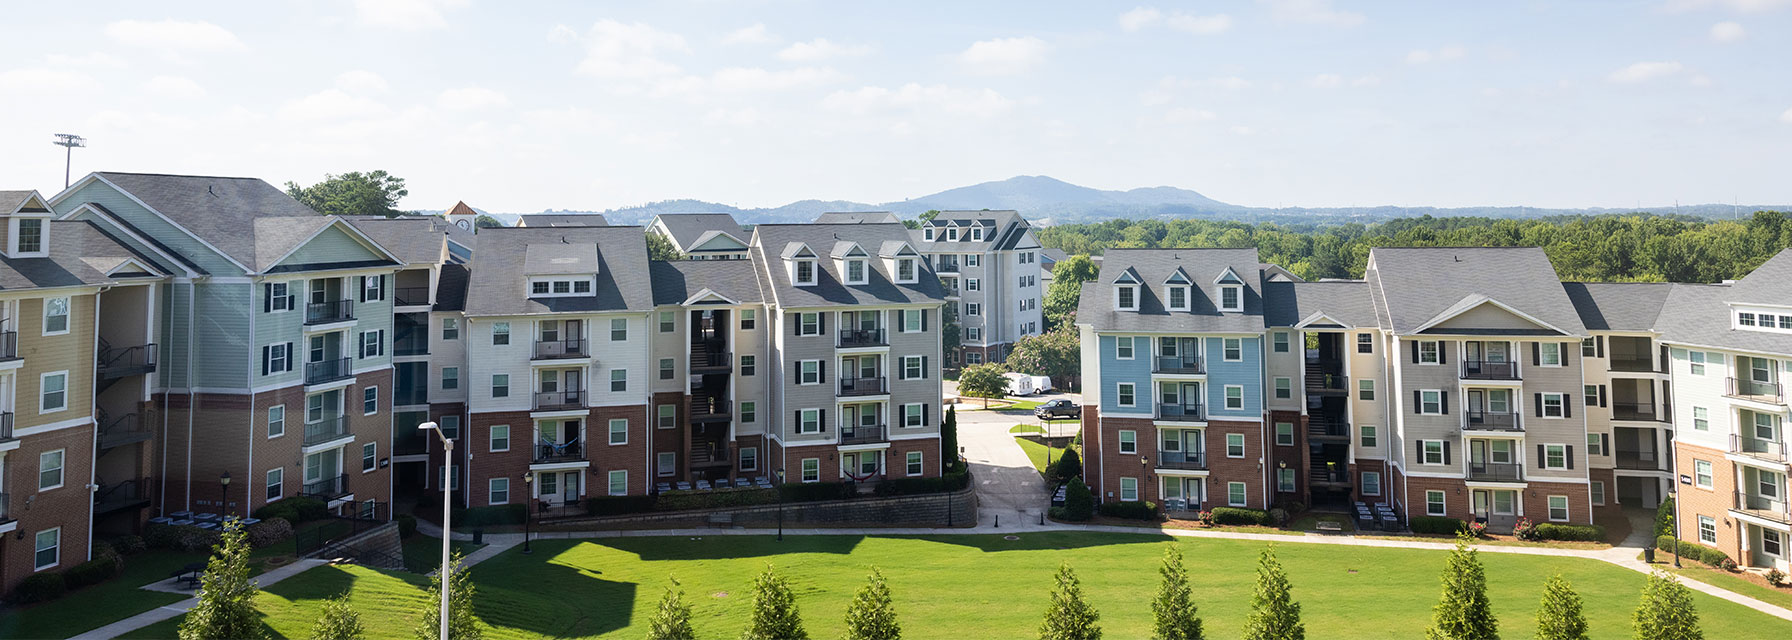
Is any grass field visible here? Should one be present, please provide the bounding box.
[1009,423,1045,434]
[0,550,208,639]
[402,535,487,574]
[1014,438,1073,475]
[1669,561,1792,610]
[122,533,1792,639]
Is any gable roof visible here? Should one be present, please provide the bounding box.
[341,216,448,266]
[1075,248,1266,333]
[652,213,746,252]
[517,213,608,227]
[750,223,947,308]
[0,190,50,214]
[432,263,470,312]
[446,201,479,217]
[1366,247,1586,336]
[1263,280,1376,329]
[815,211,900,225]
[463,226,654,316]
[1651,249,1792,355]
[82,172,343,273]
[0,220,166,290]
[649,260,766,306]
[1562,282,1674,332]
[913,210,1031,253]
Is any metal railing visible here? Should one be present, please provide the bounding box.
[304,416,349,445]
[1615,448,1664,471]
[1461,360,1519,380]
[1611,402,1661,422]
[1466,462,1524,482]
[534,440,585,464]
[534,390,585,411]
[690,350,731,372]
[305,358,352,385]
[1155,450,1206,470]
[1734,491,1791,525]
[99,411,149,449]
[1308,421,1348,438]
[1730,433,1789,462]
[0,330,16,359]
[840,424,888,445]
[1608,358,1657,373]
[98,343,158,378]
[1463,411,1522,432]
[533,339,588,360]
[296,501,386,557]
[839,377,887,397]
[691,443,730,465]
[393,331,428,357]
[300,474,350,499]
[1153,356,1205,374]
[838,329,887,348]
[1305,371,1347,393]
[1727,377,1785,403]
[94,477,152,513]
[394,286,430,306]
[1157,402,1206,421]
[304,299,354,325]
[935,261,960,273]
[0,492,10,521]
[689,396,732,421]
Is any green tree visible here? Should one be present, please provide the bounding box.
[843,568,901,640]
[1244,546,1303,640]
[1007,325,1080,384]
[1427,533,1498,640]
[1061,476,1094,521]
[742,564,808,640]
[941,405,960,473]
[310,593,365,640]
[1043,255,1099,331]
[1038,564,1101,640]
[957,363,1008,408]
[646,231,684,260]
[1048,447,1082,486]
[1534,574,1587,640]
[285,170,409,218]
[1633,570,1702,640]
[179,521,264,640]
[414,551,482,640]
[474,214,504,229]
[647,576,696,640]
[1152,546,1204,640]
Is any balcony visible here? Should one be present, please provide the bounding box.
[0,492,10,523]
[305,358,353,385]
[1153,356,1205,375]
[98,411,150,450]
[840,424,888,445]
[0,330,16,360]
[1305,371,1347,395]
[393,332,428,357]
[839,377,887,397]
[689,395,732,422]
[838,329,887,348]
[533,339,588,360]
[691,442,730,466]
[303,416,349,446]
[690,350,731,373]
[1467,462,1524,483]
[534,390,585,411]
[1155,450,1206,470]
[1727,378,1785,405]
[1612,402,1664,422]
[0,411,13,443]
[1308,421,1348,438]
[1615,448,1666,471]
[1609,358,1657,373]
[935,261,960,273]
[98,342,158,379]
[1460,360,1519,380]
[1730,433,1789,463]
[394,287,430,306]
[301,474,350,499]
[305,300,354,325]
[1157,402,1206,422]
[534,440,585,464]
[1733,491,1791,525]
[93,477,152,514]
[1463,411,1522,432]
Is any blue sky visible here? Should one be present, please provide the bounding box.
[2,0,1789,212]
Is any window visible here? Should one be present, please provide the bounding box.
[1278,468,1296,492]
[1420,390,1441,414]
[1694,459,1713,488]
[1587,433,1604,456]
[1739,312,1757,326]
[740,355,756,376]
[1540,342,1561,366]
[907,451,924,476]
[1116,336,1134,359]
[1426,490,1446,516]
[608,418,628,445]
[359,330,384,358]
[965,327,981,341]
[659,358,675,380]
[1361,471,1382,496]
[1120,477,1139,502]
[1582,338,1597,357]
[741,401,756,423]
[268,405,286,438]
[40,371,66,413]
[657,404,676,429]
[896,258,917,283]
[1226,433,1245,458]
[1224,385,1243,410]
[658,452,676,476]
[800,360,820,385]
[441,415,460,438]
[489,478,510,504]
[492,322,510,345]
[1274,377,1291,399]
[363,386,378,414]
[1591,480,1606,505]
[363,275,384,301]
[43,297,69,334]
[362,442,377,472]
[34,528,59,571]
[1357,333,1373,353]
[1693,406,1709,431]
[492,374,509,398]
[268,343,289,374]
[1584,385,1599,407]
[1689,350,1706,375]
[966,278,981,292]
[740,447,759,471]
[1223,338,1242,361]
[442,367,459,390]
[799,409,820,434]
[1275,422,1294,446]
[39,449,64,490]
[1360,425,1377,447]
[608,470,627,496]
[442,318,459,340]
[1359,379,1374,400]
[1418,340,1440,364]
[1768,530,1786,558]
[611,318,628,341]
[1117,383,1135,407]
[801,312,821,336]
[1119,430,1137,454]
[965,352,983,365]
[966,254,980,267]
[1219,285,1241,311]
[1547,496,1569,522]
[741,309,755,330]
[1228,482,1246,506]
[269,282,292,312]
[903,309,923,332]
[1544,444,1568,469]
[794,260,817,285]
[1117,286,1136,310]
[964,303,981,317]
[266,468,284,501]
[801,458,821,483]
[1418,439,1446,465]
[610,368,627,392]
[490,425,510,452]
[904,404,924,428]
[1541,393,1564,418]
[904,356,924,380]
[1698,515,1717,544]
[659,311,675,332]
[1273,332,1290,353]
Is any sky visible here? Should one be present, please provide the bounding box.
[2,0,1790,213]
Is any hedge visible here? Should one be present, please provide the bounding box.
[1062,478,1094,521]
[1209,507,1269,526]
[580,474,970,517]
[397,514,419,538]
[1533,523,1606,542]
[1409,516,1468,535]
[253,496,329,524]
[452,503,528,527]
[1657,535,1733,567]
[64,557,120,589]
[875,468,972,497]
[10,573,65,604]
[1654,497,1675,537]
[1098,500,1159,520]
[779,481,858,503]
[146,523,222,552]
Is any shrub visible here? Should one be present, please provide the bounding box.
[112,535,148,555]
[397,514,418,539]
[65,556,120,589]
[246,517,294,548]
[1047,506,1069,521]
[1048,448,1082,485]
[1653,497,1675,538]
[779,481,857,503]
[1766,568,1787,587]
[657,489,777,511]
[1655,535,1734,568]
[146,523,222,552]
[254,496,328,524]
[452,503,528,527]
[10,572,66,603]
[874,468,972,497]
[1098,500,1158,520]
[1514,518,1539,541]
[1195,510,1214,526]
[1533,523,1606,542]
[587,495,658,516]
[1717,557,1738,572]
[1468,521,1488,538]
[1209,507,1269,526]
[1062,478,1094,521]
[1409,516,1469,535]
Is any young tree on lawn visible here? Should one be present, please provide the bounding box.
[941,405,960,473]
[1043,254,1099,331]
[311,593,365,640]
[414,551,482,640]
[843,568,901,640]
[1007,325,1080,386]
[1152,545,1204,640]
[1062,476,1094,521]
[1050,447,1082,486]
[1244,545,1303,640]
[1534,574,1588,640]
[284,170,409,218]
[648,576,696,640]
[1426,532,1498,640]
[742,564,808,640]
[957,363,1008,408]
[1039,563,1101,640]
[179,521,264,640]
[1633,570,1702,640]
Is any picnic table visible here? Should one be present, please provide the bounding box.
[172,561,205,588]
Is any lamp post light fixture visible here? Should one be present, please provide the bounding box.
[52,133,85,188]
[775,467,787,542]
[418,421,453,640]
[521,472,533,554]
[218,471,231,521]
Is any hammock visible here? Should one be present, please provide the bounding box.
[539,437,579,453]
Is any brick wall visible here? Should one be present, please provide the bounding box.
[1096,416,1152,501]
[1674,441,1741,560]
[1,424,96,594]
[887,437,943,478]
[467,410,530,508]
[1268,410,1304,499]
[588,405,649,496]
[1206,420,1266,509]
[1404,476,1472,521]
[1355,459,1387,503]
[1080,406,1102,493]
[649,391,686,482]
[1529,480,1594,525]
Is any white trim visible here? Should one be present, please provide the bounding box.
[11,415,94,438]
[38,370,70,414]
[1409,295,1575,337]
[263,217,404,274]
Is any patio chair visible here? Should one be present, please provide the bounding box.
[656,482,672,493]
[696,479,713,491]
[675,481,693,491]
[755,477,774,488]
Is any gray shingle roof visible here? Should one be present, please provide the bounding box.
[517,213,608,227]
[815,212,900,224]
[1263,280,1376,328]
[1562,282,1674,332]
[463,227,654,316]
[0,190,39,213]
[92,172,343,273]
[914,210,1025,253]
[1367,247,1587,336]
[0,220,165,290]
[433,263,469,312]
[523,242,598,275]
[749,224,947,308]
[652,213,746,252]
[341,216,446,266]
[1651,249,1792,355]
[1075,248,1267,333]
[649,260,766,306]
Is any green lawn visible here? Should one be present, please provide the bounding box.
[1008,423,1045,434]
[123,533,1792,639]
[1670,562,1792,610]
[0,550,209,639]
[402,535,488,574]
[1014,438,1073,475]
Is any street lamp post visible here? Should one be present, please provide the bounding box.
[418,421,453,640]
[775,468,787,541]
[218,471,231,521]
[521,473,533,554]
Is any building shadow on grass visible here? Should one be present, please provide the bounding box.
[469,550,638,637]
[532,530,1178,562]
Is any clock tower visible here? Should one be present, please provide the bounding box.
[445,201,479,233]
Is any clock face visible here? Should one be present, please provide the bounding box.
[457,219,471,230]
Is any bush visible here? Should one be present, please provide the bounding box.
[1766,568,1787,587]
[586,495,658,516]
[1656,535,1734,568]
[1048,448,1082,485]
[1654,497,1675,537]
[452,503,527,527]
[1513,518,1539,541]
[10,572,65,603]
[779,481,857,503]
[1409,516,1469,535]
[145,523,222,552]
[254,496,328,524]
[656,489,777,511]
[1098,500,1159,520]
[397,514,418,539]
[875,468,972,496]
[111,535,147,555]
[64,557,120,589]
[246,517,294,548]
[1062,478,1094,521]
[1533,523,1606,542]
[1210,507,1269,526]
[1047,506,1068,521]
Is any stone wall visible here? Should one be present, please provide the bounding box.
[541,484,978,531]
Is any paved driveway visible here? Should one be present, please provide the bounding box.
[954,405,1054,527]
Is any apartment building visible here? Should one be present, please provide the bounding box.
[1260,279,1385,509]
[1564,282,1678,512]
[648,213,750,260]
[646,260,769,484]
[913,211,1044,365]
[517,213,608,228]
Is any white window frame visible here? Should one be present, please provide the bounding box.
[1426,490,1446,516]
[1116,285,1137,311]
[362,442,378,473]
[1694,459,1713,488]
[489,477,510,504]
[42,297,70,336]
[740,401,756,423]
[1541,393,1565,418]
[1116,382,1135,408]
[608,469,628,496]
[1359,379,1374,401]
[1692,406,1709,431]
[1224,338,1243,361]
[363,386,378,415]
[800,360,820,385]
[441,367,459,390]
[658,451,677,477]
[966,253,980,267]
[1273,377,1291,399]
[1226,433,1245,458]
[39,371,68,414]
[1224,385,1244,410]
[492,321,510,345]
[1118,430,1137,454]
[801,458,821,483]
[799,408,821,434]
[1698,515,1717,544]
[895,257,918,283]
[1591,480,1606,506]
[266,468,284,501]
[1419,389,1442,415]
[39,449,65,490]
[906,451,923,476]
[1278,468,1296,492]
[845,259,868,285]
[1543,444,1568,469]
[1272,332,1289,353]
[1275,422,1294,446]
[1219,285,1242,312]
[966,278,980,292]
[740,446,759,471]
[1360,425,1377,447]
[1120,477,1139,502]
[1116,336,1134,360]
[492,373,510,398]
[1539,342,1562,366]
[441,317,459,340]
[904,404,923,428]
[1361,471,1382,496]
[610,318,628,341]
[490,424,510,452]
[1418,340,1440,364]
[34,528,60,571]
[658,404,676,429]
[610,368,627,392]
[1547,495,1570,522]
[608,418,628,445]
[1166,286,1189,311]
[793,259,817,286]
[903,356,923,380]
[800,312,821,336]
[1228,482,1246,506]
[1421,440,1445,465]
[268,405,286,438]
[903,309,922,333]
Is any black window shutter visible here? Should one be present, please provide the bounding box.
[923,404,932,426]
[1443,441,1452,465]
[1566,445,1575,469]
[819,409,828,432]
[921,309,929,332]
[1416,440,1425,461]
[1534,393,1544,417]
[795,410,801,429]
[1412,390,1422,413]
[285,342,294,371]
[1601,433,1610,456]
[378,329,386,356]
[1439,342,1449,365]
[264,284,273,312]
[1561,343,1572,367]
[359,276,368,302]
[791,314,800,336]
[1537,444,1546,465]
[1596,336,1605,358]
[819,313,827,334]
[1440,391,1450,415]
[1532,342,1541,366]
[261,345,271,375]
[1410,341,1420,364]
[819,360,827,383]
[1564,394,1573,418]
[922,356,929,379]
[1598,385,1607,407]
[794,364,800,385]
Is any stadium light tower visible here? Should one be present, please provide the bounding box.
[52,133,86,188]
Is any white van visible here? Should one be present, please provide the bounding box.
[1002,372,1037,396]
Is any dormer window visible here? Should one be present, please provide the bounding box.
[1116,286,1137,310]
[972,228,984,241]
[1167,286,1189,311]
[896,258,917,283]
[947,228,959,242]
[1735,307,1792,333]
[924,228,935,241]
[1219,285,1242,312]
[845,259,867,285]
[16,219,43,254]
[794,260,817,286]
[528,277,593,297]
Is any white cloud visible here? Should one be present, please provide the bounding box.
[353,0,468,31]
[722,23,779,45]
[1163,107,1218,123]
[822,83,1015,118]
[705,67,847,92]
[277,89,391,121]
[703,107,761,126]
[0,68,98,93]
[1608,61,1684,83]
[103,19,246,55]
[957,37,1048,75]
[145,75,205,98]
[437,86,510,110]
[1259,0,1365,27]
[520,106,615,135]
[1118,7,1163,31]
[1710,21,1747,42]
[336,70,390,93]
[1352,75,1382,87]
[44,52,126,68]
[1664,0,1792,12]
[1167,13,1233,35]
[777,38,872,62]
[1230,125,1256,135]
[1781,107,1792,123]
[572,20,689,80]
[1406,45,1465,64]
[1210,76,1251,90]
[1309,73,1343,88]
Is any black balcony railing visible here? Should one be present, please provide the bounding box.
[1611,402,1662,422]
[691,442,730,466]
[1615,448,1665,471]
[0,412,13,442]
[1308,421,1348,438]
[1734,491,1791,525]
[1305,371,1347,394]
[690,351,731,372]
[0,330,16,360]
[305,358,352,385]
[1461,360,1519,380]
[534,440,585,464]
[838,329,887,348]
[1463,411,1522,432]
[1730,433,1789,462]
[1155,450,1206,470]
[690,396,732,422]
[0,491,10,522]
[394,286,430,306]
[840,424,888,445]
[98,342,158,379]
[935,261,960,273]
[303,416,349,445]
[393,332,428,357]
[393,429,428,456]
[1467,462,1524,482]
[305,299,354,325]
[1727,377,1785,403]
[839,377,887,397]
[98,411,149,449]
[533,339,588,360]
[534,390,585,411]
[93,477,152,514]
[1609,358,1657,373]
[301,474,350,499]
[1153,356,1205,374]
[1157,403,1206,421]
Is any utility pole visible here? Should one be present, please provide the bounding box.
[52,133,86,188]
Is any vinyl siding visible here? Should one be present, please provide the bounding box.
[274,225,386,268]
[51,180,244,275]
[16,294,96,426]
[1097,334,1152,415]
[192,282,252,388]
[1206,336,1263,419]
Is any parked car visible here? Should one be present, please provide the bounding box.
[1034,399,1080,420]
